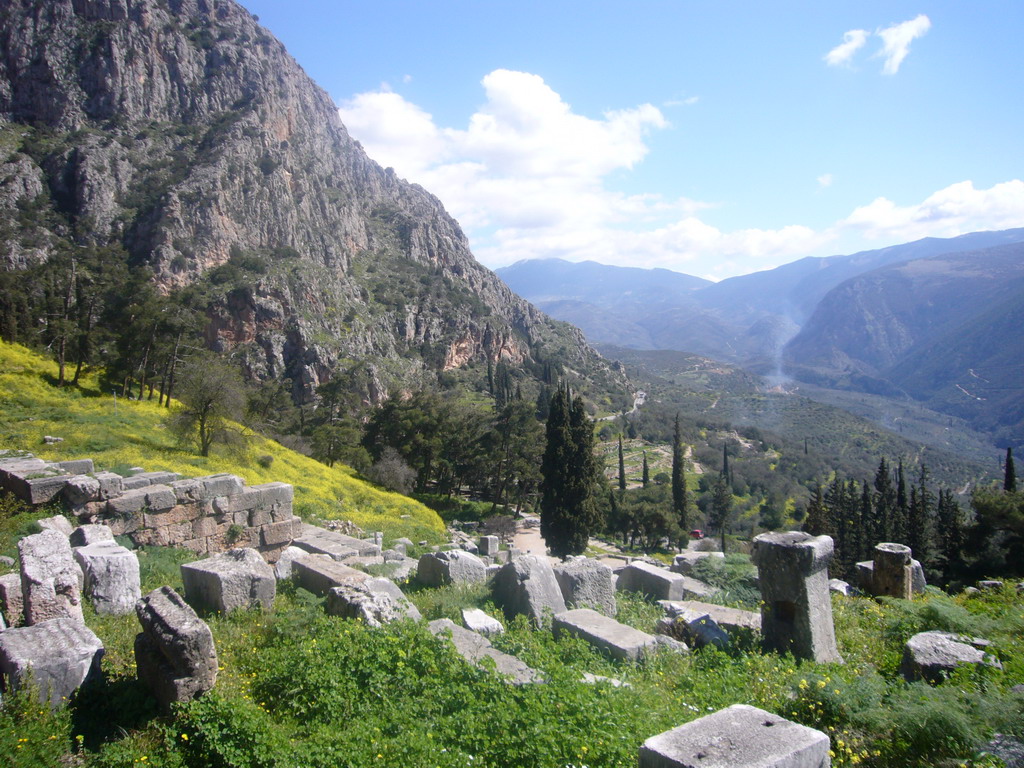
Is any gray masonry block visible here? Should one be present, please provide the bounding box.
[617,561,689,601]
[18,529,84,625]
[134,586,217,711]
[462,607,504,635]
[64,475,102,506]
[325,577,421,626]
[291,554,368,596]
[180,548,276,613]
[0,618,104,709]
[25,475,73,504]
[57,459,95,475]
[293,524,374,561]
[639,704,831,768]
[428,618,543,684]
[0,572,25,627]
[74,541,141,615]
[70,524,114,547]
[554,558,617,616]
[93,472,124,499]
[37,514,74,537]
[417,550,487,586]
[553,608,659,661]
[198,474,245,498]
[492,555,567,625]
[901,631,1003,683]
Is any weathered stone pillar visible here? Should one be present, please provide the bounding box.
[872,542,913,599]
[752,531,843,664]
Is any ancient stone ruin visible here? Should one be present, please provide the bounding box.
[752,531,843,664]
[639,703,831,768]
[134,586,218,711]
[181,548,276,614]
[0,453,300,563]
[0,617,104,709]
[856,542,926,599]
[18,529,84,625]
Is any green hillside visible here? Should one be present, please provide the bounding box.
[0,341,444,543]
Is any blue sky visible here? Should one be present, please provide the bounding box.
[241,1,1024,280]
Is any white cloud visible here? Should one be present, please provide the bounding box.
[825,29,869,67]
[838,180,1024,241]
[337,72,1024,281]
[877,15,931,75]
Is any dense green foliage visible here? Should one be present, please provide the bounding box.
[541,385,603,557]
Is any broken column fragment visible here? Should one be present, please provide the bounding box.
[18,529,84,625]
[134,586,218,711]
[751,531,843,664]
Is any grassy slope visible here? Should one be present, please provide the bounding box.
[0,341,444,543]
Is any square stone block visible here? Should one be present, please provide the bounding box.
[180,548,275,613]
[0,618,104,709]
[639,704,830,768]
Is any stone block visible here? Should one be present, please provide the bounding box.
[26,476,73,504]
[144,504,201,529]
[57,459,94,475]
[872,542,913,599]
[428,618,543,684]
[0,618,104,709]
[659,601,762,635]
[64,475,101,506]
[37,514,74,537]
[417,550,487,587]
[191,516,218,539]
[639,704,831,768]
[93,472,124,499]
[260,519,295,548]
[670,550,725,575]
[198,474,245,499]
[325,577,421,626]
[120,474,153,491]
[273,546,308,579]
[134,586,217,710]
[553,608,659,661]
[492,555,566,625]
[554,558,617,616]
[170,479,205,503]
[106,487,150,516]
[901,631,1003,683]
[18,529,84,625]
[69,524,114,547]
[292,523,368,561]
[462,607,504,636]
[134,471,180,486]
[0,572,25,627]
[658,609,729,650]
[73,541,141,615]
[752,531,842,664]
[180,548,275,613]
[291,554,367,595]
[617,561,689,601]
[478,535,501,556]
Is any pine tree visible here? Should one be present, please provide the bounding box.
[641,452,649,487]
[1005,447,1017,492]
[907,465,936,571]
[936,489,964,584]
[894,459,909,544]
[671,413,690,548]
[540,385,601,558]
[618,436,626,492]
[873,458,896,545]
[710,474,733,553]
[804,484,828,536]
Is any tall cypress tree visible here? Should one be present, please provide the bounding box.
[804,484,828,536]
[540,385,600,558]
[641,452,649,487]
[671,413,689,547]
[908,465,936,570]
[722,443,730,478]
[936,489,964,584]
[618,435,626,492]
[873,458,896,544]
[894,459,909,544]
[1005,447,1017,492]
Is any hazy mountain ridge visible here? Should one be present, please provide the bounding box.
[500,230,1024,448]
[0,0,626,405]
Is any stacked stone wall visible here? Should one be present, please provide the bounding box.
[0,453,299,563]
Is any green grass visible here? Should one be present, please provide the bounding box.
[0,340,444,543]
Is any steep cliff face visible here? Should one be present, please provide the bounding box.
[0,0,625,402]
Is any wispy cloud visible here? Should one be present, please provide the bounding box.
[877,15,931,74]
[817,173,834,189]
[824,29,868,67]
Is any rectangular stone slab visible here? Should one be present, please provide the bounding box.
[291,554,367,595]
[617,561,689,601]
[553,608,658,661]
[639,704,830,768]
[428,618,542,684]
[659,601,762,633]
[293,524,377,560]
[0,617,104,709]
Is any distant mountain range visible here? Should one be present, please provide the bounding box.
[497,229,1024,448]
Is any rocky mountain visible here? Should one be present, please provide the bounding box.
[783,242,1024,446]
[501,230,1024,367]
[0,0,626,406]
